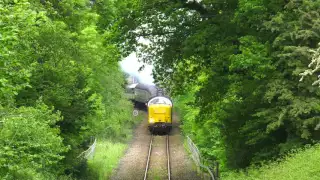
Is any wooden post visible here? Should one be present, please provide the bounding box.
[215,162,219,180]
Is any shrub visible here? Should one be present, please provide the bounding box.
[0,104,68,179]
[222,144,320,180]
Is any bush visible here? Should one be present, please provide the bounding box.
[222,144,320,180]
[85,111,145,180]
[0,104,68,179]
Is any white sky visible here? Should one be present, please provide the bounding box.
[119,52,154,85]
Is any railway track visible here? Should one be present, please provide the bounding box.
[144,134,171,180]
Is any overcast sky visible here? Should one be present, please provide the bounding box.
[119,52,154,85]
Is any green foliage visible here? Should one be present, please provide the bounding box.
[85,112,144,180]
[0,0,40,106]
[229,36,273,79]
[116,0,320,173]
[0,0,136,178]
[86,140,127,180]
[2,0,320,178]
[0,104,68,179]
[222,144,320,180]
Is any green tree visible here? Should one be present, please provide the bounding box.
[0,0,134,178]
[115,0,320,171]
[0,104,68,179]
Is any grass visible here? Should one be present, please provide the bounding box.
[222,144,320,180]
[149,168,163,180]
[86,110,146,180]
[87,140,127,180]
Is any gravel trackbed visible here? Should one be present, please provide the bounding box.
[110,113,200,180]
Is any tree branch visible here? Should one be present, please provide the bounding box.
[132,31,175,37]
[180,0,209,15]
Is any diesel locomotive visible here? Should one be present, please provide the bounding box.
[125,82,172,133]
[147,96,172,133]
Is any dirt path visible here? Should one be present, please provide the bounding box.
[110,112,200,180]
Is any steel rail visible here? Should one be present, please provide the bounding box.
[143,134,171,180]
[144,135,153,180]
[166,135,171,180]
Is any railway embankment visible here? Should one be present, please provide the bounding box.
[110,113,200,180]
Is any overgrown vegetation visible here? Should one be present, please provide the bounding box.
[86,140,127,180]
[222,144,320,180]
[0,0,136,179]
[86,111,145,180]
[3,0,320,179]
[115,0,320,176]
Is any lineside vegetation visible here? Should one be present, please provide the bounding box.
[0,0,137,179]
[222,144,320,180]
[2,0,320,179]
[115,0,320,178]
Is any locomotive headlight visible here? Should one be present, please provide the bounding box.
[149,118,155,123]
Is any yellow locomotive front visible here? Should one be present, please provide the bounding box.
[147,96,173,134]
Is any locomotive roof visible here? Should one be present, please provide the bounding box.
[147,96,173,107]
